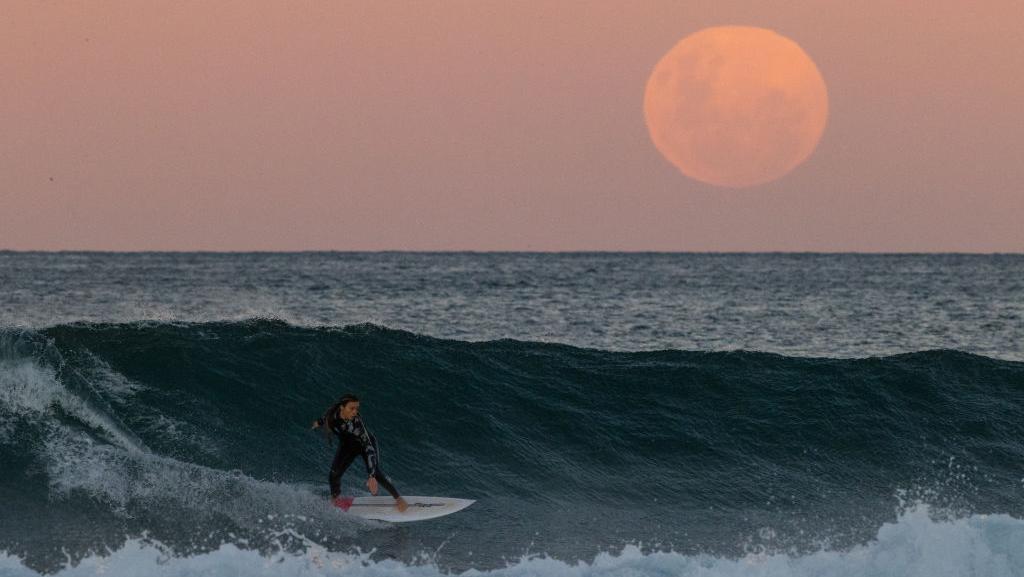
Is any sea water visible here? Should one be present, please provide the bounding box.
[1,252,1022,576]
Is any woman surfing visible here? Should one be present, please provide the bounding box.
[312,394,409,512]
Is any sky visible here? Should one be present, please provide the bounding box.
[2,1,1022,252]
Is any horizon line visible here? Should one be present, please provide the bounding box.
[2,249,1022,256]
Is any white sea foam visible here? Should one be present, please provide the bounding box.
[1,505,1022,577]
[0,331,362,535]
[0,356,62,416]
[40,427,358,530]
[134,412,223,458]
[0,337,145,453]
[0,354,63,441]
[74,351,145,403]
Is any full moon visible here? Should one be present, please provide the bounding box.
[644,26,829,188]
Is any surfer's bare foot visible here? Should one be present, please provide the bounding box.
[396,497,409,512]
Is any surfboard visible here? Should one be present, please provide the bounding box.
[332,496,475,522]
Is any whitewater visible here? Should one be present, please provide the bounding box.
[2,507,1023,577]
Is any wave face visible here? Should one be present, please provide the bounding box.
[2,321,1024,575]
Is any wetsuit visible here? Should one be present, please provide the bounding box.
[316,412,401,500]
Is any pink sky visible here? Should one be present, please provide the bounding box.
[2,1,1021,251]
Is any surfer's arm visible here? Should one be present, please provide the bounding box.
[358,424,381,477]
[364,445,379,477]
[363,437,381,495]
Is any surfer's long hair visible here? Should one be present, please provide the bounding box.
[321,393,359,445]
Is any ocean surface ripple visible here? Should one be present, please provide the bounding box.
[2,253,1023,575]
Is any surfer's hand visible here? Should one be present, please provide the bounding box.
[311,420,320,429]
[367,476,379,495]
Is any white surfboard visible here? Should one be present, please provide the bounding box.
[332,495,474,522]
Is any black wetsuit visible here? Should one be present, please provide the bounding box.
[316,412,400,499]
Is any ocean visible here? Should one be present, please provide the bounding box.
[1,252,1023,576]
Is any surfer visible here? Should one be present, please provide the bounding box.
[312,394,409,512]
